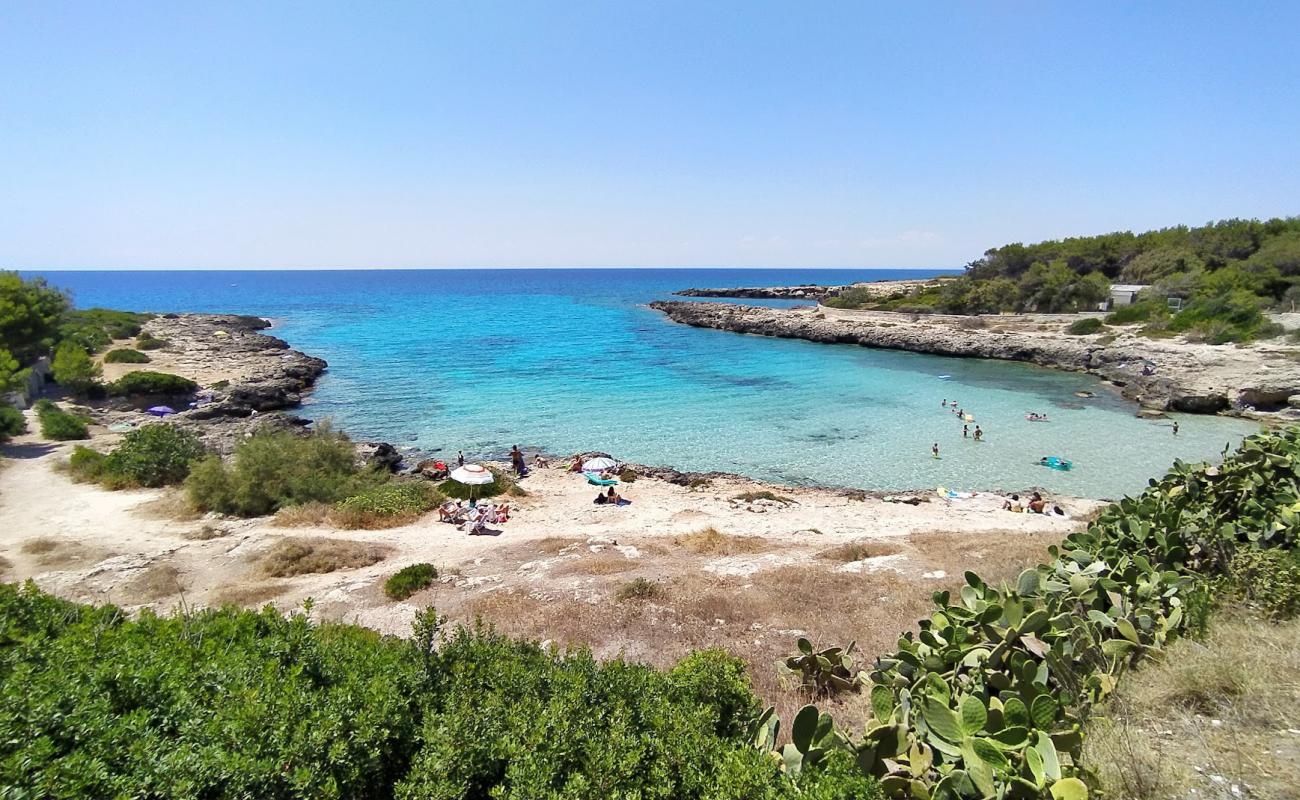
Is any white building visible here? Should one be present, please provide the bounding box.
[1108,284,1148,309]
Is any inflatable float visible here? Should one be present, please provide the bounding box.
[1038,456,1072,471]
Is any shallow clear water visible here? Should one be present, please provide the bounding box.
[31,268,1258,498]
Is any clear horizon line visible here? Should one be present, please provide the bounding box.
[16,264,961,273]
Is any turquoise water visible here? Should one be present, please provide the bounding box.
[31,269,1258,498]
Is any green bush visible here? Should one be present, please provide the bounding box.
[50,341,101,395]
[1104,298,1168,325]
[67,445,108,482]
[0,404,26,441]
[34,400,89,441]
[57,308,152,353]
[73,424,206,488]
[1168,290,1284,343]
[334,481,441,529]
[186,425,381,517]
[0,589,846,799]
[1229,548,1300,620]
[135,333,168,350]
[110,370,198,396]
[103,348,150,364]
[1065,317,1105,335]
[384,563,438,600]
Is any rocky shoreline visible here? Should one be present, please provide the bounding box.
[673,278,940,301]
[649,300,1300,420]
[84,314,373,461]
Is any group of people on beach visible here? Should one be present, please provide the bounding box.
[1001,491,1065,516]
[438,498,511,534]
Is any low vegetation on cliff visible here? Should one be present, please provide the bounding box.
[828,217,1299,343]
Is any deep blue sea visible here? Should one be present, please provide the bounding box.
[27,268,1257,498]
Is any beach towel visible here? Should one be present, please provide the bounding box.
[585,472,619,486]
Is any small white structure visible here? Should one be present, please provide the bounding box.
[1108,284,1148,309]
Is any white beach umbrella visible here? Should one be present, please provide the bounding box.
[450,464,495,485]
[581,457,618,473]
[449,463,496,504]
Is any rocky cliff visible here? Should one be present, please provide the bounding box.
[649,301,1300,419]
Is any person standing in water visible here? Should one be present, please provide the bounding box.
[457,450,465,467]
[932,442,940,458]
[963,424,969,438]
[973,426,983,441]
[1172,421,1180,435]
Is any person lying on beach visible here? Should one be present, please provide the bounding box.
[569,456,584,473]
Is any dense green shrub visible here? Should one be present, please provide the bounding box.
[135,333,168,350]
[0,585,425,799]
[70,424,206,488]
[1229,548,1300,620]
[110,370,198,396]
[334,481,441,529]
[384,563,438,600]
[49,341,101,395]
[102,348,150,364]
[1065,317,1104,335]
[66,445,108,482]
[1104,298,1168,325]
[0,589,860,799]
[33,399,89,441]
[58,308,152,353]
[1167,289,1284,343]
[186,426,380,516]
[0,405,26,441]
[0,272,69,363]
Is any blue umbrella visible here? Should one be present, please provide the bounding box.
[147,406,176,417]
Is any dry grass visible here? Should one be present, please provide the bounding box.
[135,490,202,521]
[258,537,390,577]
[19,536,108,569]
[123,563,184,602]
[534,536,584,554]
[817,539,901,563]
[0,554,11,576]
[212,581,291,607]
[272,500,429,530]
[1085,609,1300,800]
[674,527,769,556]
[614,577,663,602]
[272,502,333,527]
[551,552,639,577]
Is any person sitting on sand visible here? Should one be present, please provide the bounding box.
[459,506,484,533]
[438,500,464,523]
[480,502,498,524]
[496,502,510,522]
[1002,494,1023,512]
[593,491,608,505]
[533,453,549,468]
[1028,492,1046,514]
[606,486,623,505]
[569,455,584,473]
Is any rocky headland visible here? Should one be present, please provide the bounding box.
[649,300,1300,419]
[673,278,940,301]
[87,314,403,466]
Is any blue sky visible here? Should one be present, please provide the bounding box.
[2,2,1297,270]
